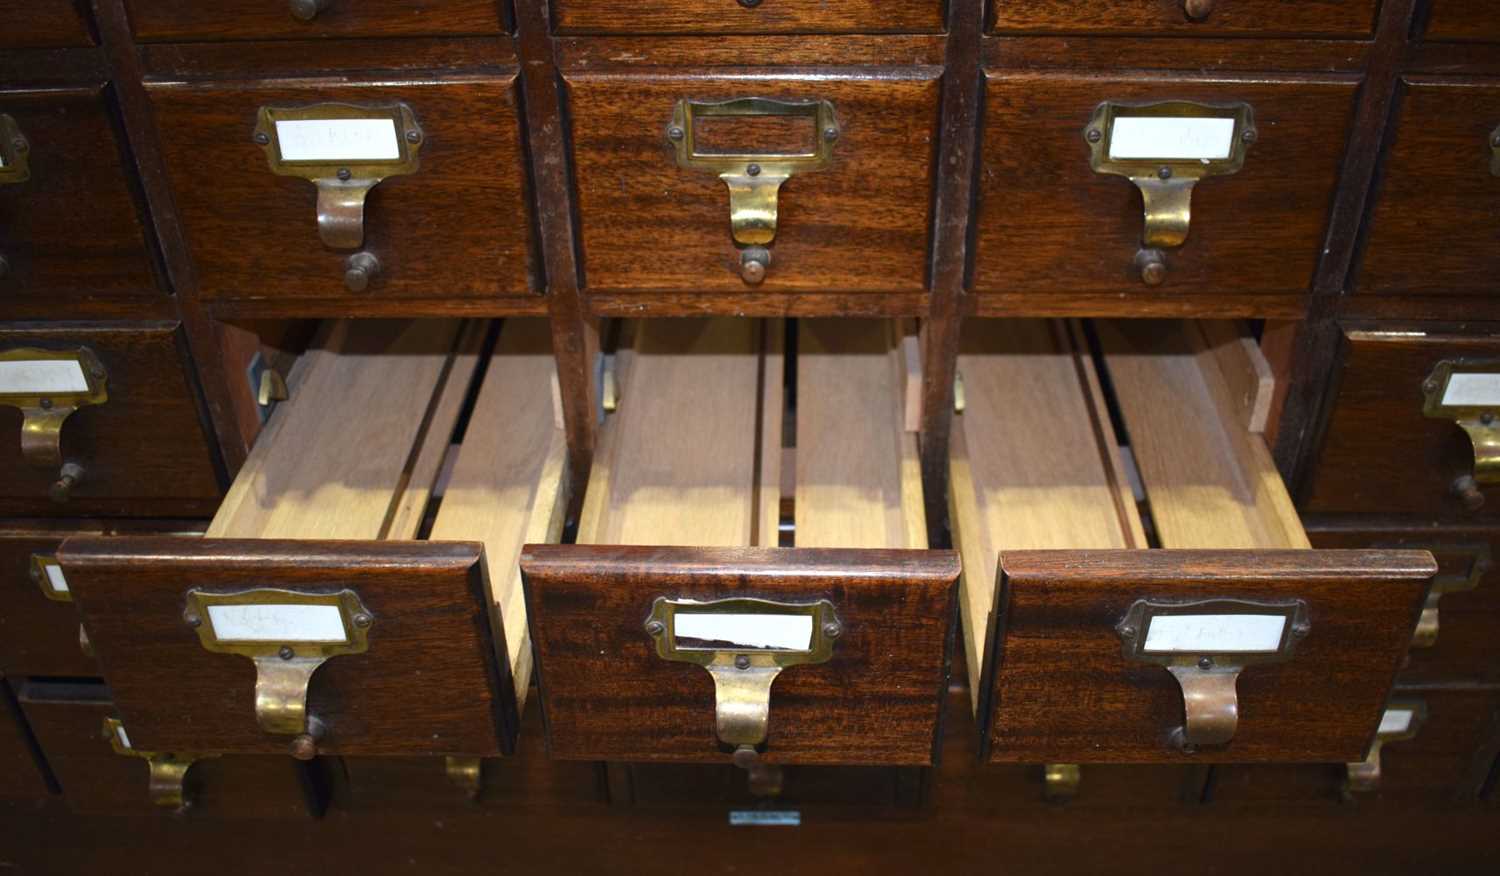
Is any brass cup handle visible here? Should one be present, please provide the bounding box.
[316,179,373,250]
[290,0,331,21]
[1184,0,1217,20]
[1167,661,1242,749]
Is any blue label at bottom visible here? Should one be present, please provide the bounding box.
[729,810,801,827]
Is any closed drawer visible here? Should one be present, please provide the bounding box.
[567,74,939,296]
[991,0,1378,37]
[1307,523,1500,685]
[126,1,503,42]
[5,3,94,48]
[1209,691,1500,806]
[0,323,221,517]
[0,88,162,313]
[0,677,51,802]
[17,681,319,816]
[59,319,566,763]
[149,77,535,306]
[951,320,1434,764]
[1356,79,1500,298]
[1424,2,1500,43]
[555,0,943,35]
[972,75,1356,314]
[523,320,959,769]
[1304,330,1500,518]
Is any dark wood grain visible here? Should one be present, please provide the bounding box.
[140,37,514,79]
[0,323,222,517]
[554,0,942,35]
[566,70,941,295]
[60,538,517,758]
[972,73,1358,310]
[986,36,1372,74]
[989,0,1379,37]
[1306,520,1500,685]
[1303,331,1500,518]
[0,677,53,802]
[2,2,94,49]
[1354,77,1500,298]
[971,291,1306,318]
[209,296,549,320]
[1424,1,1500,44]
[982,549,1435,764]
[588,291,929,317]
[0,86,164,317]
[148,76,536,303]
[556,35,947,68]
[16,681,320,817]
[124,0,502,43]
[521,545,960,765]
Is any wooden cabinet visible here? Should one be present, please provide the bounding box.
[990,0,1379,37]
[125,0,504,42]
[3,3,94,49]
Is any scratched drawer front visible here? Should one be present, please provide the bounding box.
[971,74,1356,311]
[1424,2,1500,43]
[990,0,1378,37]
[0,324,221,518]
[4,3,94,48]
[125,0,503,42]
[0,87,163,313]
[149,77,536,304]
[1304,331,1500,519]
[1356,79,1500,298]
[554,0,943,35]
[567,73,940,297]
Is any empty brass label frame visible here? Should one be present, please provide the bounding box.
[0,114,29,184]
[253,102,423,250]
[0,346,109,470]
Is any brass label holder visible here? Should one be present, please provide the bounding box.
[0,347,109,501]
[1422,360,1500,509]
[1415,542,1489,648]
[183,587,373,759]
[0,114,30,184]
[1344,700,1426,795]
[667,97,839,284]
[29,552,69,602]
[253,103,423,251]
[104,717,217,811]
[1117,598,1309,751]
[644,595,840,764]
[1086,100,1255,285]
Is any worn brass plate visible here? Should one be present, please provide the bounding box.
[0,114,29,184]
[668,97,839,247]
[1422,359,1500,485]
[0,346,109,469]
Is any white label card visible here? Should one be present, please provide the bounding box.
[1110,116,1237,162]
[275,118,400,163]
[43,563,68,594]
[1380,708,1415,736]
[729,810,801,826]
[674,613,813,652]
[115,724,131,750]
[1143,613,1287,654]
[1441,373,1500,407]
[0,359,90,395]
[206,603,348,643]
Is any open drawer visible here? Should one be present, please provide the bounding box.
[57,319,566,782]
[522,319,959,771]
[950,319,1436,765]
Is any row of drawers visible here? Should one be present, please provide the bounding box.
[13,0,1500,43]
[8,72,1500,312]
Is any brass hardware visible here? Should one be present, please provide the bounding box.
[79,624,93,657]
[644,596,839,757]
[1183,0,1216,20]
[601,355,620,413]
[257,368,289,408]
[1043,764,1082,803]
[253,103,423,250]
[953,371,966,414]
[1422,360,1500,509]
[0,347,109,493]
[1086,101,1255,284]
[0,114,30,184]
[1414,543,1490,648]
[739,246,772,285]
[29,552,69,602]
[290,0,330,21]
[668,97,838,283]
[446,756,483,799]
[1490,124,1500,177]
[104,717,216,811]
[1344,701,1426,796]
[1117,598,1308,750]
[183,587,373,757]
[343,251,381,292]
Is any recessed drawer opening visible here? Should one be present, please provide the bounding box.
[521,318,958,806]
[951,319,1436,770]
[57,318,568,801]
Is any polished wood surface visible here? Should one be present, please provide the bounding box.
[990,0,1379,36]
[3,2,94,49]
[1424,1,1500,43]
[555,0,942,34]
[125,0,503,43]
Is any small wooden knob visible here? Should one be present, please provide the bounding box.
[344,252,380,293]
[290,0,330,21]
[289,734,319,761]
[1135,249,1167,286]
[1184,0,1216,20]
[49,462,84,504]
[1453,474,1486,511]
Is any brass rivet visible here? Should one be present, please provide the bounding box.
[644,619,665,636]
[253,132,270,145]
[1086,128,1102,144]
[38,397,52,410]
[1197,656,1214,670]
[1158,166,1173,180]
[822,621,842,639]
[1242,128,1257,144]
[746,163,761,177]
[405,130,421,144]
[823,126,840,141]
[184,612,201,628]
[353,612,373,628]
[279,645,295,660]
[734,654,751,670]
[1118,625,1136,639]
[336,168,352,181]
[666,125,685,141]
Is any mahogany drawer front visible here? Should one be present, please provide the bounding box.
[0,532,96,678]
[5,3,94,48]
[521,545,960,766]
[990,0,1378,37]
[0,323,222,518]
[125,1,504,43]
[554,0,943,35]
[149,77,536,305]
[972,74,1356,309]
[1307,524,1500,685]
[0,679,51,802]
[1210,690,1500,805]
[1356,79,1500,298]
[1424,2,1500,43]
[566,73,940,296]
[619,763,920,810]
[0,87,163,312]
[1304,331,1500,518]
[16,683,319,817]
